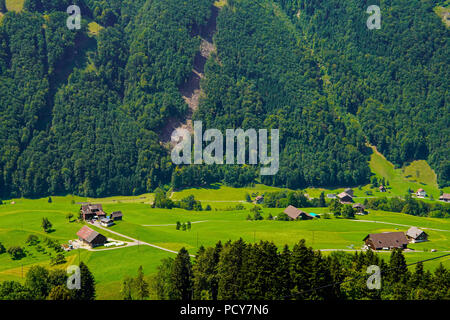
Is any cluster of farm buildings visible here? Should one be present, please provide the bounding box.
[75,204,124,248]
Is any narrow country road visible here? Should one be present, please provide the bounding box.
[87,222,195,257]
[349,219,450,232]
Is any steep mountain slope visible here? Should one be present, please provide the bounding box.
[0,0,448,198]
[274,0,449,187]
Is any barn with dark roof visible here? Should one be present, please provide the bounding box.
[363,232,408,250]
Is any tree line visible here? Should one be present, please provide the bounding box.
[155,239,449,300]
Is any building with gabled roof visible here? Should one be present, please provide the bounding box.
[76,226,107,248]
[406,227,428,243]
[439,193,450,202]
[111,211,123,221]
[80,204,106,220]
[283,205,314,220]
[363,232,408,250]
[337,192,353,204]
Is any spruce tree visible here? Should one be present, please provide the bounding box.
[72,262,96,300]
[170,247,192,300]
[135,266,149,300]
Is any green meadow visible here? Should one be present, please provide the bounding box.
[0,193,449,299]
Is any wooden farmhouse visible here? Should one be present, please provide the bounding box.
[80,204,106,220]
[416,188,426,198]
[283,205,314,220]
[353,203,366,215]
[363,232,408,250]
[439,193,450,202]
[111,211,123,221]
[337,192,353,204]
[76,226,107,248]
[406,227,428,243]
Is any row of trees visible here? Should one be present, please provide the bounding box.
[363,194,450,218]
[0,262,95,300]
[155,239,449,300]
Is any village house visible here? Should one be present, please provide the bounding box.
[353,203,366,215]
[283,205,314,220]
[363,232,408,250]
[254,195,264,204]
[379,185,386,192]
[327,194,336,199]
[344,188,354,197]
[439,193,450,203]
[111,211,123,221]
[337,191,353,204]
[416,188,426,198]
[406,227,428,243]
[100,218,115,227]
[80,204,106,220]
[76,226,107,248]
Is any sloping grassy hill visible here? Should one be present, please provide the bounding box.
[369,146,441,199]
[5,0,24,12]
[1,196,448,299]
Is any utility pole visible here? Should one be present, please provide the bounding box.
[196,232,198,248]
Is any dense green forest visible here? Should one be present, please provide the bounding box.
[154,240,449,300]
[274,0,449,187]
[0,0,448,197]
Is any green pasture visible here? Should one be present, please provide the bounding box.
[0,192,449,299]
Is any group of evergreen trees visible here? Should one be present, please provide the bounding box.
[155,239,450,300]
[274,0,449,187]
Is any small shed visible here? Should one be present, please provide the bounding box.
[111,211,123,221]
[100,218,115,227]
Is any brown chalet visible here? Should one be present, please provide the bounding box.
[353,203,366,214]
[439,193,450,202]
[337,192,353,204]
[363,232,408,250]
[283,205,314,220]
[80,204,106,220]
[111,211,123,221]
[77,226,107,248]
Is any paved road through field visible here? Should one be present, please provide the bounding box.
[349,219,450,232]
[89,222,195,257]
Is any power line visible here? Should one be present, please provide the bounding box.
[282,252,450,299]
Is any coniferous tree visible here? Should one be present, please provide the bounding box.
[72,262,96,300]
[170,247,192,300]
[0,0,7,13]
[135,266,149,300]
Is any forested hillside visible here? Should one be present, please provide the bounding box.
[0,0,448,198]
[274,0,449,187]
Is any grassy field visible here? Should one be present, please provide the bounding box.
[1,195,449,299]
[5,0,24,12]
